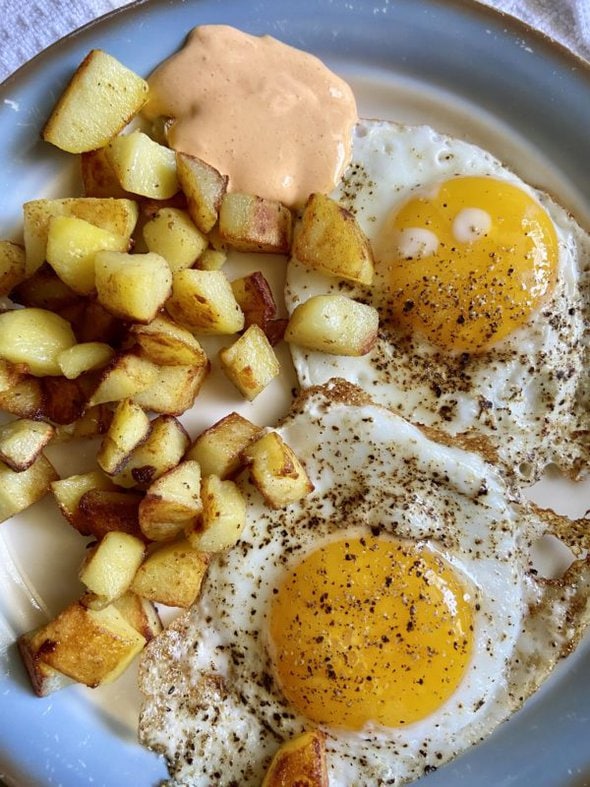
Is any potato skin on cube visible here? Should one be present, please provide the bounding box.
[186,411,263,479]
[219,193,292,254]
[243,431,314,509]
[219,324,280,401]
[175,151,228,234]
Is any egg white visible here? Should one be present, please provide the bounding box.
[138,381,590,785]
[285,120,590,484]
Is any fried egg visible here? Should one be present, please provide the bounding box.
[285,120,590,484]
[137,381,590,785]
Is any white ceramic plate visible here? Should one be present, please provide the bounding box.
[1,1,589,785]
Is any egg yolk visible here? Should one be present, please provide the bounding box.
[382,176,558,352]
[269,535,473,730]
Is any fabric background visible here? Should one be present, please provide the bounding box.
[0,0,588,83]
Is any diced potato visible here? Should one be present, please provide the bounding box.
[143,207,208,273]
[285,294,379,355]
[262,731,327,787]
[51,470,115,525]
[23,197,138,276]
[264,318,288,347]
[79,531,146,604]
[58,342,115,379]
[242,431,314,509]
[112,414,190,489]
[68,299,125,346]
[0,358,27,393]
[0,377,44,419]
[81,147,129,198]
[87,352,159,407]
[165,268,244,336]
[218,193,292,254]
[38,374,92,425]
[231,271,277,333]
[131,359,209,416]
[23,601,146,686]
[110,591,162,641]
[130,539,208,608]
[0,453,59,524]
[139,460,202,541]
[186,411,263,479]
[94,250,172,324]
[75,489,144,540]
[46,215,128,295]
[293,193,374,285]
[197,248,226,271]
[0,308,76,376]
[0,419,54,471]
[107,131,178,199]
[12,264,79,311]
[53,404,113,441]
[175,151,228,234]
[186,474,246,553]
[42,49,149,154]
[128,315,208,366]
[97,399,150,476]
[219,324,280,401]
[0,240,26,295]
[18,628,76,697]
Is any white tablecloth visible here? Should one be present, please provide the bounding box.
[0,0,588,83]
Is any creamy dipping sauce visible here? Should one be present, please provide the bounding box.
[144,25,358,207]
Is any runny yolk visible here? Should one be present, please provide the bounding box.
[268,535,473,730]
[382,176,558,353]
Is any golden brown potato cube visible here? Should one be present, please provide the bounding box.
[0,308,76,376]
[58,342,115,379]
[285,294,379,355]
[11,264,79,311]
[18,628,76,697]
[139,459,202,541]
[231,271,277,333]
[107,131,179,199]
[0,453,58,524]
[81,147,129,198]
[186,474,246,553]
[128,315,208,366]
[0,359,27,393]
[23,197,138,276]
[75,489,144,540]
[242,431,314,509]
[46,215,128,295]
[219,324,280,401]
[110,591,162,641]
[143,207,208,273]
[42,49,149,154]
[131,359,209,416]
[197,248,227,271]
[79,531,146,604]
[0,377,44,419]
[38,374,93,425]
[53,403,113,441]
[24,601,146,686]
[218,193,292,253]
[175,151,228,234]
[87,352,159,407]
[186,411,263,479]
[51,470,115,524]
[0,419,54,471]
[94,250,172,324]
[293,192,374,285]
[112,414,190,489]
[166,268,244,336]
[70,299,125,346]
[262,731,327,787]
[0,240,26,295]
[97,399,150,476]
[130,539,208,608]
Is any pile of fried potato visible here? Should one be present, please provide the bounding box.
[0,48,379,716]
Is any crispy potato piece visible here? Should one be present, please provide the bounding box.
[23,197,138,276]
[42,49,149,153]
[51,470,116,525]
[97,399,150,476]
[285,294,379,355]
[131,359,209,416]
[262,731,327,787]
[23,601,146,686]
[18,628,76,697]
[175,151,228,234]
[185,474,246,553]
[0,308,76,376]
[143,207,208,273]
[130,539,208,608]
[218,193,292,254]
[79,531,146,605]
[75,489,144,540]
[46,215,128,295]
[94,250,172,324]
[197,248,227,271]
[107,131,179,199]
[39,374,94,425]
[57,342,115,379]
[231,271,277,333]
[11,264,79,311]
[128,315,208,367]
[139,460,202,541]
[0,377,44,419]
[87,352,159,407]
[81,147,129,198]
[112,414,190,489]
[219,324,280,401]
[109,591,162,641]
[53,404,113,441]
[293,192,374,285]
[0,419,54,471]
[0,359,28,393]
[165,268,244,336]
[242,431,314,509]
[264,318,288,347]
[0,240,26,295]
[69,299,125,346]
[186,411,263,479]
[0,453,58,524]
